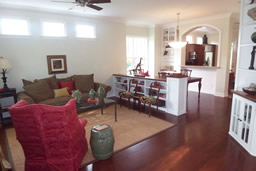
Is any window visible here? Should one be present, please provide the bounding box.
[186,35,193,44]
[196,37,203,44]
[126,36,148,74]
[75,24,95,38]
[42,21,66,37]
[0,18,29,36]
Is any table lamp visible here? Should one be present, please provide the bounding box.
[0,57,12,89]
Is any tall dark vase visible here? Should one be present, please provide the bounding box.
[249,46,256,70]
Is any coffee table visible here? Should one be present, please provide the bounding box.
[76,98,117,122]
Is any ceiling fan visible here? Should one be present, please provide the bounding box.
[52,0,111,11]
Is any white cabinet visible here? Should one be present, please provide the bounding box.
[113,74,187,115]
[229,93,256,156]
[229,0,256,155]
[235,0,256,91]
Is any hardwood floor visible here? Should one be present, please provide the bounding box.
[80,92,256,171]
[1,92,256,171]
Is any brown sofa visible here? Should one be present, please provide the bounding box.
[17,74,111,106]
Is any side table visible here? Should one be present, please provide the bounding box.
[0,88,17,125]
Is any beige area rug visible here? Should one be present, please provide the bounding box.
[5,105,174,171]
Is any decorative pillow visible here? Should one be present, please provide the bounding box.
[34,75,59,90]
[24,81,54,103]
[53,88,70,98]
[57,76,73,82]
[59,81,75,94]
[74,74,94,93]
[22,79,33,87]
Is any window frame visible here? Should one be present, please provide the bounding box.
[75,23,96,39]
[41,20,67,38]
[126,35,149,74]
[0,16,31,37]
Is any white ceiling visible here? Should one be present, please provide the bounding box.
[0,0,241,25]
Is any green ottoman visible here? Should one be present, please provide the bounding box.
[90,124,115,160]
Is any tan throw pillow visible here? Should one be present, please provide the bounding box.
[74,74,94,93]
[34,75,59,90]
[22,79,33,87]
[24,81,54,103]
[53,88,70,98]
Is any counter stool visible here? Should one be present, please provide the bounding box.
[119,79,138,109]
[139,81,161,117]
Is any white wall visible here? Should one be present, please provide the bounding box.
[0,8,127,93]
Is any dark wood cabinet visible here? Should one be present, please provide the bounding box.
[0,88,17,124]
[185,44,217,66]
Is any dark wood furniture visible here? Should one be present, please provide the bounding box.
[77,98,117,122]
[140,81,162,117]
[232,90,256,103]
[181,68,192,77]
[119,79,138,109]
[228,72,235,95]
[185,44,217,66]
[0,88,17,124]
[187,77,202,98]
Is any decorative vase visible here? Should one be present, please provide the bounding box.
[71,90,82,104]
[89,89,96,100]
[97,85,105,105]
[251,32,256,43]
[90,124,114,160]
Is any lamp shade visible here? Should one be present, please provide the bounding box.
[168,13,187,49]
[0,57,12,69]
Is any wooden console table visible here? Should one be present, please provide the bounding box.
[187,77,202,98]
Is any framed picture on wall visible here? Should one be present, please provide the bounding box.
[47,55,67,74]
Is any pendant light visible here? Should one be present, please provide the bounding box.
[168,13,187,48]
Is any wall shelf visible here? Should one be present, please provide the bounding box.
[230,0,256,157]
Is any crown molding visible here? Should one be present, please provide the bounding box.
[163,12,236,28]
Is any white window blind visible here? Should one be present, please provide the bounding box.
[42,21,66,37]
[126,36,148,74]
[0,18,29,36]
[76,24,96,38]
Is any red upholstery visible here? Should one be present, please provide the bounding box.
[8,99,88,171]
[59,81,75,94]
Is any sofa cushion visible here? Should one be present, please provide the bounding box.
[34,75,59,90]
[24,81,54,103]
[22,79,33,87]
[59,81,75,94]
[74,74,94,93]
[57,76,73,82]
[39,96,72,106]
[53,88,70,98]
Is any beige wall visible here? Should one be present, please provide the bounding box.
[177,14,235,96]
[0,8,127,93]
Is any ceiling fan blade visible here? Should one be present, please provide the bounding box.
[51,0,76,4]
[87,0,111,4]
[86,4,103,10]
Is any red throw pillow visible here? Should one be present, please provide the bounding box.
[59,81,74,95]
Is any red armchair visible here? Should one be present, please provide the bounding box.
[8,99,88,171]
